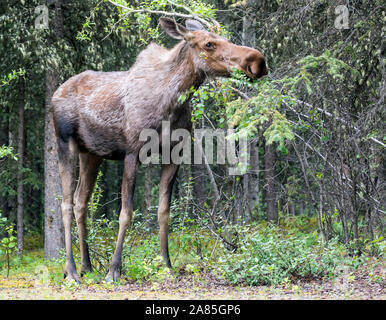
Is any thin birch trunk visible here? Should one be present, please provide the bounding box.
[17,76,25,254]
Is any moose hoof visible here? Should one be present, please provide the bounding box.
[105,268,120,283]
[80,265,93,278]
[64,270,81,285]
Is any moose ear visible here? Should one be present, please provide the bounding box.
[159,17,187,39]
[185,19,205,31]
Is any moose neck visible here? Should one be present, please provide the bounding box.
[161,41,206,106]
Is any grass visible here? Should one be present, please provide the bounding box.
[0,215,384,299]
[0,248,384,300]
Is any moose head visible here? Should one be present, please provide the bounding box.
[160,17,268,79]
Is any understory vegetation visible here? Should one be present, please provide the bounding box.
[1,207,384,288]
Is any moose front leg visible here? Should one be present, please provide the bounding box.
[158,163,179,268]
[106,153,138,282]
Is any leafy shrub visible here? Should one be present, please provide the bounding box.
[280,214,318,236]
[218,225,344,286]
[23,231,43,251]
[0,214,17,277]
[123,234,161,281]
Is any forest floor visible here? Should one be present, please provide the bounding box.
[0,259,384,300]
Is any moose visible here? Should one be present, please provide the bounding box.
[52,17,267,283]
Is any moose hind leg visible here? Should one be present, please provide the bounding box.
[158,163,179,268]
[106,153,138,282]
[73,152,102,276]
[58,138,79,283]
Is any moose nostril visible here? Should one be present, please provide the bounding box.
[247,62,259,76]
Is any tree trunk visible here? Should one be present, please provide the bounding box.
[247,139,259,220]
[192,163,206,207]
[299,200,304,215]
[0,105,10,219]
[191,118,206,211]
[242,0,256,47]
[241,1,257,221]
[17,76,25,254]
[264,142,278,223]
[44,0,65,259]
[7,117,15,221]
[317,187,326,244]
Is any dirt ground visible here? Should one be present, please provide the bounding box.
[0,261,384,300]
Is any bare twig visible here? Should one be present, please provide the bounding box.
[108,0,214,28]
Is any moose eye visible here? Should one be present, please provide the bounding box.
[205,42,213,48]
